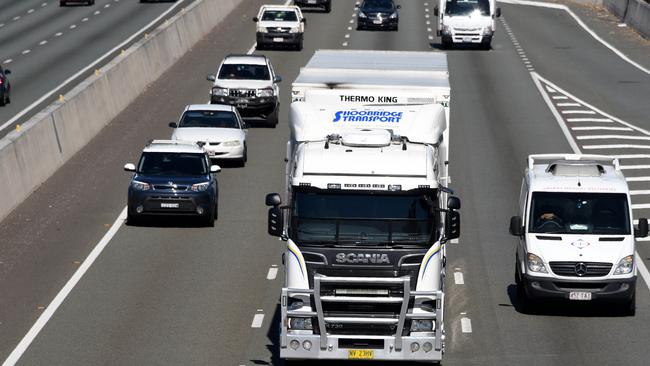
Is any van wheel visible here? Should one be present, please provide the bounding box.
[624,290,636,316]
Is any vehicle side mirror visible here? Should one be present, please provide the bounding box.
[253,17,259,22]
[635,218,648,238]
[354,4,359,8]
[273,75,282,83]
[447,196,461,210]
[4,69,10,75]
[241,121,249,129]
[266,193,282,206]
[210,165,221,173]
[168,122,177,128]
[396,5,401,9]
[301,18,306,23]
[268,206,284,237]
[206,74,216,82]
[446,210,460,240]
[509,216,524,236]
[433,6,439,16]
[496,7,501,18]
[124,163,136,172]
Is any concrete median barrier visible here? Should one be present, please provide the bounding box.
[603,0,650,39]
[0,0,241,222]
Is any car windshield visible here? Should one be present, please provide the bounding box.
[218,64,270,80]
[179,110,239,129]
[528,192,630,235]
[291,190,438,247]
[138,152,208,176]
[445,0,490,16]
[362,0,394,11]
[261,10,298,21]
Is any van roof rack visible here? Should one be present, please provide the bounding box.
[528,154,620,173]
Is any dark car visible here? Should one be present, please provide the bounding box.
[294,0,331,13]
[124,140,220,226]
[0,66,11,106]
[356,0,400,31]
[60,0,94,6]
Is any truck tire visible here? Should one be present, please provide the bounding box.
[60,0,66,6]
[324,2,331,12]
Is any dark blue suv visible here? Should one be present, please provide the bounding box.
[124,140,220,226]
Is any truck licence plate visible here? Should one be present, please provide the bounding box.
[160,203,179,209]
[348,350,374,360]
[273,37,284,42]
[569,291,592,301]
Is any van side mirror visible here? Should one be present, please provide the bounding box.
[509,216,524,236]
[496,7,501,18]
[124,163,136,172]
[206,74,216,82]
[447,196,461,210]
[635,218,648,238]
[434,6,439,16]
[446,210,460,240]
[168,122,177,128]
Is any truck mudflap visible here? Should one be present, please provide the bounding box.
[280,276,445,361]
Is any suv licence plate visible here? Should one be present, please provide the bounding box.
[569,291,592,301]
[160,203,179,209]
[348,350,373,360]
[273,37,284,42]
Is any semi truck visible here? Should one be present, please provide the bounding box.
[265,50,460,363]
[434,0,501,49]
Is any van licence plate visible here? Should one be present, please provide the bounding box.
[348,350,374,360]
[569,291,592,301]
[160,203,179,209]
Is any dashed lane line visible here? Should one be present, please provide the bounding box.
[251,313,265,328]
[460,317,472,333]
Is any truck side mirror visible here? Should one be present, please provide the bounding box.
[447,196,461,210]
[509,216,524,236]
[496,7,501,18]
[446,210,460,240]
[635,218,648,238]
[265,193,282,206]
[434,6,439,16]
[268,206,284,237]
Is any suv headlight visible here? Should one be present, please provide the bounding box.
[222,140,241,147]
[211,87,228,96]
[527,253,548,273]
[289,26,301,33]
[389,12,398,19]
[258,26,268,33]
[613,255,634,275]
[191,182,210,192]
[358,11,367,18]
[257,88,274,97]
[410,319,434,332]
[289,317,313,330]
[132,180,150,191]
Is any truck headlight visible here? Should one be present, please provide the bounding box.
[613,255,634,275]
[289,317,313,330]
[442,25,451,35]
[527,253,548,273]
[257,88,274,97]
[410,319,434,332]
[389,12,398,19]
[190,182,210,192]
[222,140,241,147]
[211,87,228,96]
[132,180,150,191]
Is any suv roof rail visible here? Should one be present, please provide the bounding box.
[527,154,620,172]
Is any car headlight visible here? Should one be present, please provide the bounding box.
[258,26,268,33]
[482,27,493,35]
[613,255,634,275]
[190,182,210,192]
[257,88,274,97]
[132,180,150,191]
[289,26,301,33]
[222,140,241,147]
[211,87,228,96]
[527,253,548,273]
[389,12,398,19]
[289,317,313,330]
[358,11,367,18]
[410,319,434,332]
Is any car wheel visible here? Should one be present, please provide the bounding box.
[60,0,66,6]
[441,39,452,49]
[266,107,279,128]
[203,207,215,227]
[240,144,248,166]
[0,93,5,107]
[127,212,140,226]
[296,40,303,51]
[324,3,331,12]
[515,264,533,314]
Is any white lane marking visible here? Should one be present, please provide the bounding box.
[3,59,12,64]
[583,144,650,150]
[104,3,111,8]
[500,0,650,75]
[460,317,472,333]
[342,41,349,47]
[621,165,650,170]
[572,126,632,131]
[70,24,77,29]
[82,18,89,22]
[21,50,31,55]
[545,85,556,92]
[630,190,650,196]
[614,154,650,159]
[267,267,278,280]
[42,2,47,7]
[251,313,265,328]
[561,110,597,115]
[55,32,63,37]
[453,272,464,285]
[345,34,350,38]
[0,24,4,28]
[566,118,613,123]
[552,95,568,100]
[247,43,256,54]
[450,238,459,244]
[1,207,127,366]
[632,204,650,209]
[556,102,581,107]
[39,40,48,46]
[13,16,20,21]
[350,19,354,23]
[28,9,35,14]
[94,10,101,15]
[0,0,187,133]
[577,135,650,141]
[347,26,352,30]
[627,176,650,182]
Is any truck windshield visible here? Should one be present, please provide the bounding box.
[529,192,630,235]
[138,152,208,176]
[445,0,490,16]
[291,190,438,247]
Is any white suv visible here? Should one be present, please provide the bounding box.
[510,154,648,315]
[253,5,305,51]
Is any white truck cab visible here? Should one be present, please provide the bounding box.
[253,5,306,50]
[510,154,648,315]
[434,0,501,49]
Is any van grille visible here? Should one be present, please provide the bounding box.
[549,262,612,277]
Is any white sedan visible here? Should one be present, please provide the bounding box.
[170,104,248,166]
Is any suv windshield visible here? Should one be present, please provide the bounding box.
[179,110,239,129]
[261,10,298,21]
[529,192,630,235]
[138,152,208,176]
[362,0,395,11]
[218,64,270,80]
[445,0,490,16]
[291,190,438,247]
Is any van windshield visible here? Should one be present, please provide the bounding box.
[445,0,490,16]
[528,192,630,235]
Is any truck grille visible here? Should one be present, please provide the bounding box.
[229,89,256,98]
[549,262,612,277]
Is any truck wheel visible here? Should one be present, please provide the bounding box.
[60,0,66,6]
[324,2,331,12]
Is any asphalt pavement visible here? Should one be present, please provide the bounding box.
[0,0,649,365]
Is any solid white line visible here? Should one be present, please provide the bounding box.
[498,0,650,75]
[266,267,278,280]
[545,86,557,93]
[577,135,650,141]
[583,144,650,150]
[630,190,650,196]
[566,118,613,123]
[571,126,632,131]
[613,154,650,159]
[627,176,650,182]
[251,314,265,328]
[38,40,48,46]
[460,317,472,333]
[1,207,127,366]
[632,204,650,209]
[450,238,459,244]
[621,165,650,170]
[561,110,597,115]
[637,237,650,242]
[454,272,464,285]
[0,0,187,133]
[556,102,581,107]
[552,96,568,100]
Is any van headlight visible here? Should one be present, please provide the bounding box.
[613,255,634,275]
[190,182,210,192]
[132,180,150,191]
[222,140,241,147]
[410,320,434,332]
[289,317,313,330]
[527,253,548,273]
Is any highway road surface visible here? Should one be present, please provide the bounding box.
[0,0,649,365]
